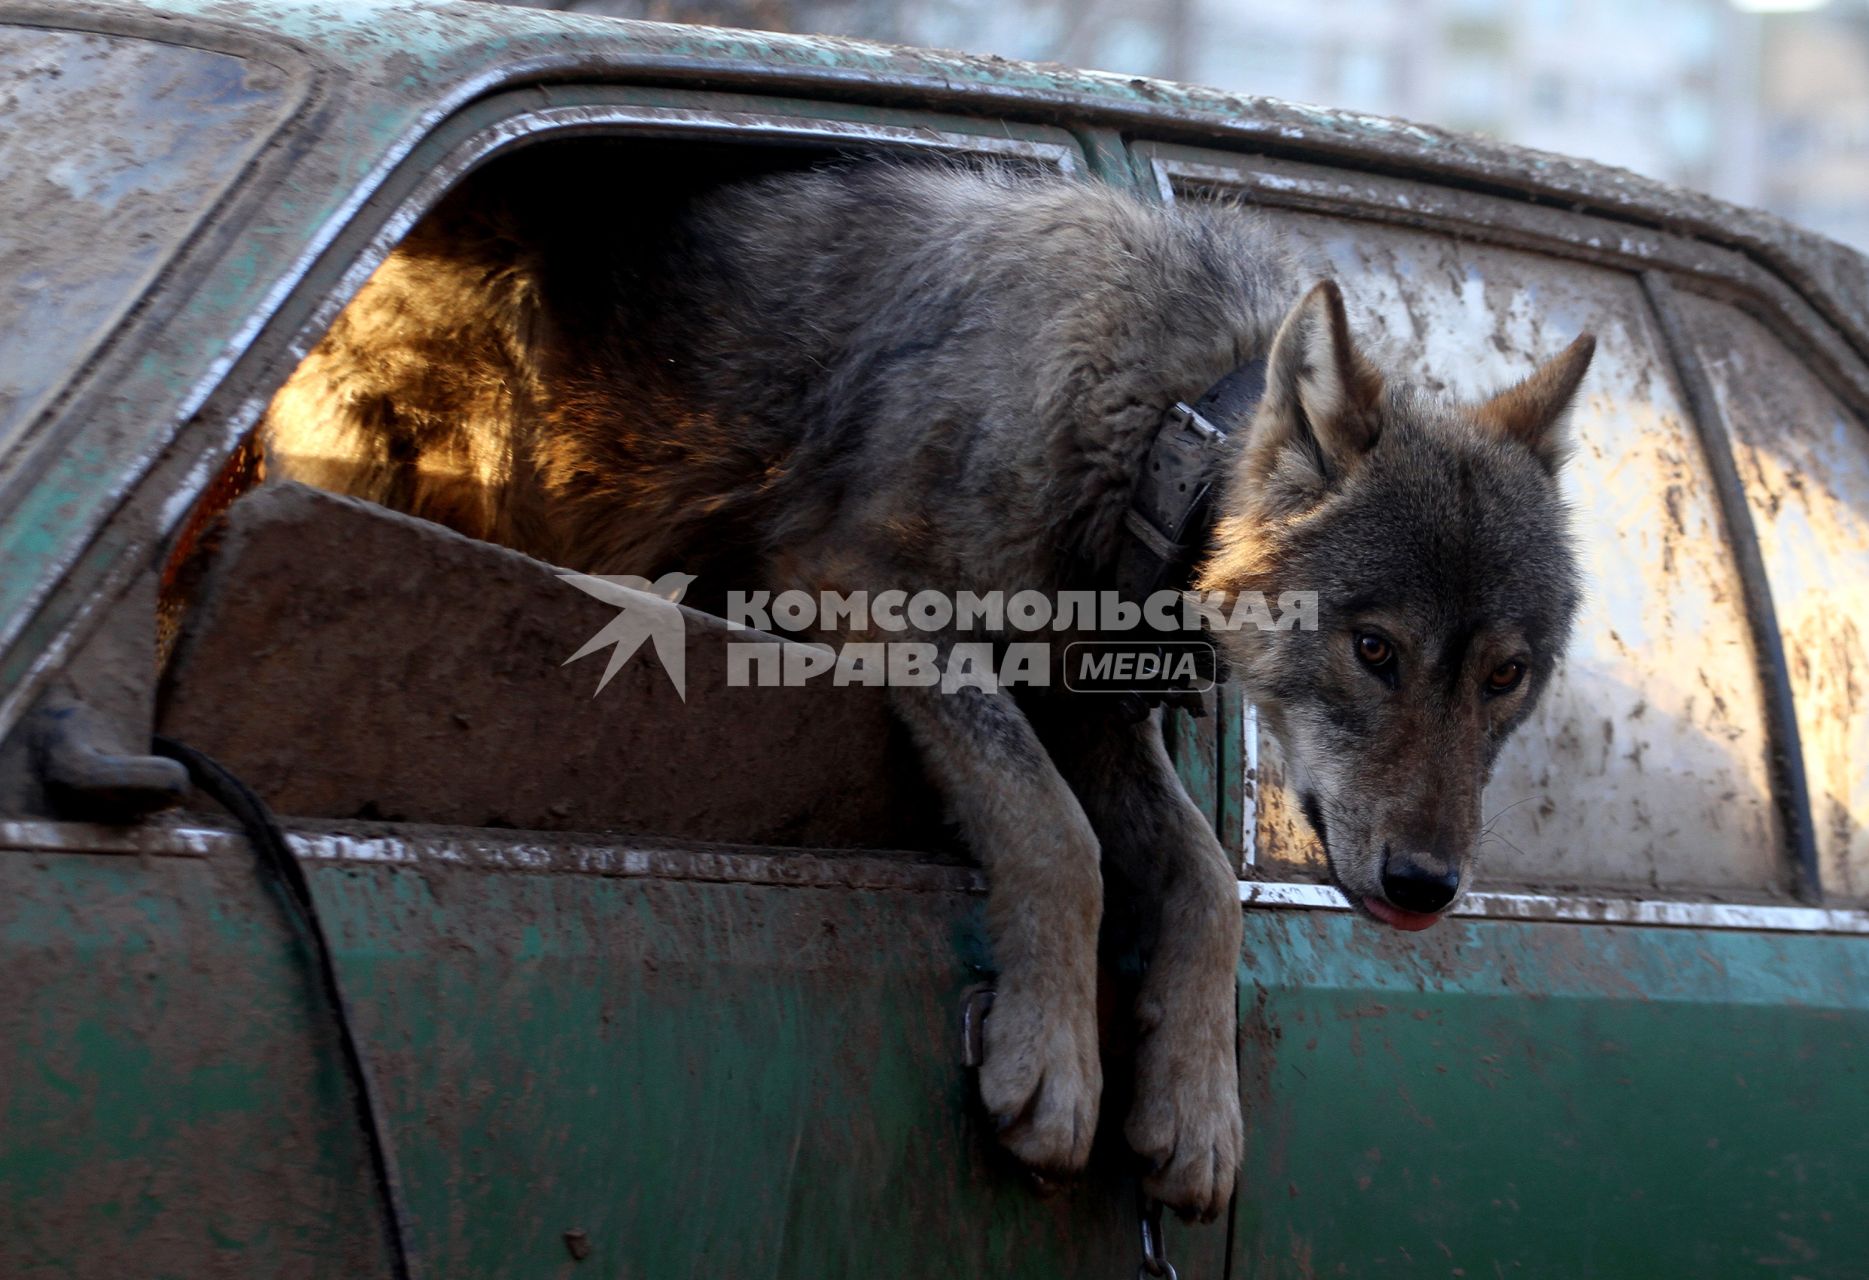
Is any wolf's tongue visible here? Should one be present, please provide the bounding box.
[1362,897,1444,932]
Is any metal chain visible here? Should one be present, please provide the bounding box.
[1137,1192,1177,1280]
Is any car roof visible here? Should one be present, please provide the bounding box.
[43,0,1869,370]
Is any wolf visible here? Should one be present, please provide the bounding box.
[263,158,1593,1220]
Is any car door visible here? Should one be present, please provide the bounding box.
[1131,141,1869,1278]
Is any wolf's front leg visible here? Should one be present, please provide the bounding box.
[889,683,1104,1174]
[1042,704,1243,1221]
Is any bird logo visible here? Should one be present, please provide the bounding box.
[559,571,697,700]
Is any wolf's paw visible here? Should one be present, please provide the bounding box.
[978,984,1101,1174]
[1127,1028,1242,1222]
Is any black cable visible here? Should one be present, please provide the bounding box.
[152,735,417,1280]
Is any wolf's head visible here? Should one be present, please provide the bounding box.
[1198,281,1593,930]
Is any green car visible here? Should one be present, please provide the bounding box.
[3,1,1867,1275]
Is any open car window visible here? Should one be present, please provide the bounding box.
[153,106,1084,851]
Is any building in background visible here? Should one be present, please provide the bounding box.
[496,0,1869,253]
[1756,2,1869,251]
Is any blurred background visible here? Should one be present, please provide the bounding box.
[487,0,1869,251]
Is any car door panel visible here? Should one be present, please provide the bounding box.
[1235,910,1869,1278]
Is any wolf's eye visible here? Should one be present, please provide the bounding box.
[1485,660,1526,695]
[1354,633,1394,669]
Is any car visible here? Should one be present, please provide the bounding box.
[2,0,1867,1275]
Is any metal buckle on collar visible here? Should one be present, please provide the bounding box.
[1168,399,1229,447]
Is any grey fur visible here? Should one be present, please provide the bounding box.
[264,158,1590,1219]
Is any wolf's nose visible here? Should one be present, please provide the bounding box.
[1380,851,1460,915]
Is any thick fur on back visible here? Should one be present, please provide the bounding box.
[266,161,1296,599]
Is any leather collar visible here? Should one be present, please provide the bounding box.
[1110,354,1269,602]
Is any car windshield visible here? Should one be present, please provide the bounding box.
[0,25,289,452]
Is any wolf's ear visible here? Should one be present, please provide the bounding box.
[1471,333,1596,474]
[1246,280,1384,508]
